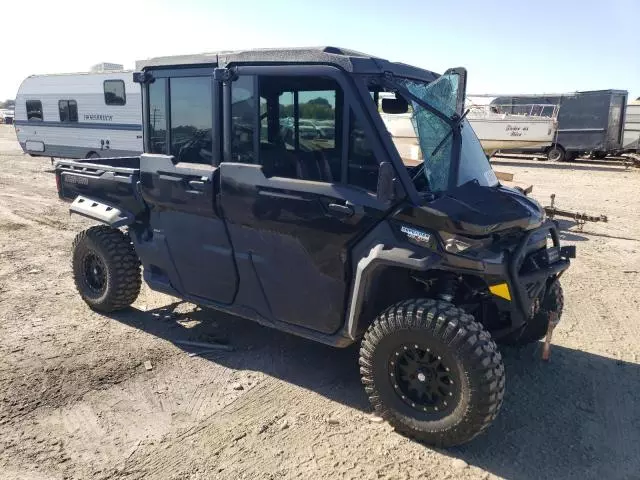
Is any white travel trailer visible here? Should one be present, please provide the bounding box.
[14,69,143,159]
[622,99,640,152]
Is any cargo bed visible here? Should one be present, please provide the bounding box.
[55,157,146,218]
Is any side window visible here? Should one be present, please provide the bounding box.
[299,90,336,149]
[104,80,126,106]
[148,78,167,154]
[26,100,42,121]
[278,91,294,148]
[169,76,212,164]
[347,110,380,192]
[230,76,256,163]
[257,76,340,182]
[58,100,78,122]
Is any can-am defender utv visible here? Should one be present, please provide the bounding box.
[55,47,574,446]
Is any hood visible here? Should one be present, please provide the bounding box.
[395,181,544,236]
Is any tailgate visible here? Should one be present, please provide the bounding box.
[55,158,145,217]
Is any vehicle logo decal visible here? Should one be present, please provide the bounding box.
[63,175,89,185]
[400,225,431,245]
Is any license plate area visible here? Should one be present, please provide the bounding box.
[544,246,560,265]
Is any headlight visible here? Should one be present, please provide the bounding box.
[440,232,492,254]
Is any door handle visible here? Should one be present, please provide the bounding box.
[327,203,354,216]
[188,180,207,190]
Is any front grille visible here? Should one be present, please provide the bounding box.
[520,247,555,274]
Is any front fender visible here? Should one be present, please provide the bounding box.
[345,243,440,340]
[69,195,135,228]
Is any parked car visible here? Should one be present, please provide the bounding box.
[0,109,14,124]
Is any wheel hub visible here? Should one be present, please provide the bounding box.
[83,253,106,293]
[389,344,458,413]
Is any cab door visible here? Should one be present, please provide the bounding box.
[138,69,238,304]
[219,67,394,334]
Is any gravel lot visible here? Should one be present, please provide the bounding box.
[1,123,639,480]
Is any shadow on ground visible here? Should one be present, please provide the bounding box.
[554,219,589,242]
[554,218,639,243]
[108,304,640,480]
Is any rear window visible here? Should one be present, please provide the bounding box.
[104,80,126,106]
[26,100,43,121]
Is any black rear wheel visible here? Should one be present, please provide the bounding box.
[72,226,141,312]
[359,299,505,447]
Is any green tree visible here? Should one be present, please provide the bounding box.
[307,97,330,107]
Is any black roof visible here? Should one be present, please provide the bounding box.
[135,46,439,82]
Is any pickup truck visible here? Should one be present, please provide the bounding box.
[55,47,574,447]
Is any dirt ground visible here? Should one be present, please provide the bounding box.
[1,123,639,480]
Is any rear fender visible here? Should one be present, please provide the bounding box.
[69,195,135,228]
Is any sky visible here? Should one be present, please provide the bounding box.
[1,0,639,101]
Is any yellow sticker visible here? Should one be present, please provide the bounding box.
[489,283,511,301]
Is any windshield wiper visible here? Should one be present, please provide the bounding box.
[410,109,470,185]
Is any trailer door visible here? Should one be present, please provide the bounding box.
[607,93,626,149]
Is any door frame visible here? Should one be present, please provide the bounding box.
[218,64,405,194]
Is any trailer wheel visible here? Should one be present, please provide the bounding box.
[359,299,505,447]
[547,145,565,162]
[72,226,141,312]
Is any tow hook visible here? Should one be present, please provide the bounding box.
[541,311,560,361]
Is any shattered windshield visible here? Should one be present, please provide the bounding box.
[377,73,497,193]
[398,75,458,191]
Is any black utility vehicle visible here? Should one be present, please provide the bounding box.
[55,47,575,446]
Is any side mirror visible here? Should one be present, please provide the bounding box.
[132,71,154,84]
[377,162,396,204]
[381,97,409,114]
[442,67,468,117]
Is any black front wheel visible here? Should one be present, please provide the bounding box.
[359,299,505,447]
[72,226,141,312]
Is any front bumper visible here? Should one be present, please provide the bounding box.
[504,220,573,332]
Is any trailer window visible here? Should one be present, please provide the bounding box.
[104,80,126,106]
[58,100,78,122]
[26,100,43,121]
[169,76,212,164]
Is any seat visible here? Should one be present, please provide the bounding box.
[295,150,333,182]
